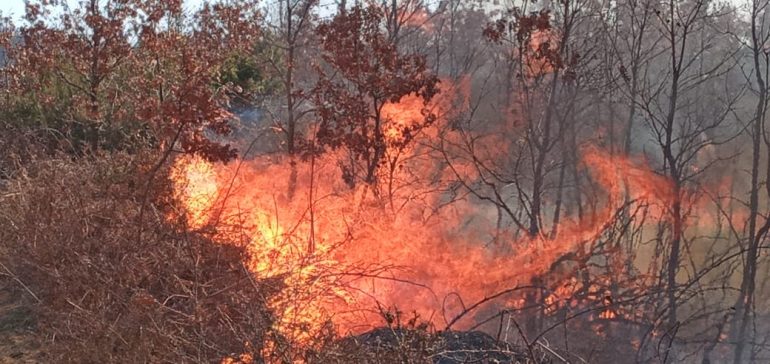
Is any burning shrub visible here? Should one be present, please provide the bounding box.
[0,152,279,362]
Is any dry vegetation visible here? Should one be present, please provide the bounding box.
[0,142,278,362]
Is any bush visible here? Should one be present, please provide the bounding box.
[0,152,278,363]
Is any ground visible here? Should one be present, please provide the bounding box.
[0,279,40,363]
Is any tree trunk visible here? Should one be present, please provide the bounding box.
[733,2,767,360]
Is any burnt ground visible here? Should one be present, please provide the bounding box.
[0,280,40,364]
[342,327,534,363]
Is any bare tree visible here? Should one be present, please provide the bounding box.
[733,0,770,362]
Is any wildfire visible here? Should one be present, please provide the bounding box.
[399,6,434,33]
[527,29,558,76]
[172,150,671,329]
[170,156,219,227]
[581,145,676,220]
[381,93,430,143]
[170,81,680,361]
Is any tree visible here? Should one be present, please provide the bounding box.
[136,0,263,161]
[4,0,260,161]
[312,4,439,189]
[270,0,317,156]
[732,0,770,361]
[11,0,139,152]
[638,0,741,331]
[261,0,318,198]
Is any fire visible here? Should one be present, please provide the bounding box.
[527,29,558,76]
[399,7,434,33]
[170,156,218,227]
[171,147,672,337]
[581,145,676,220]
[381,76,469,146]
[381,93,429,143]
[171,155,353,352]
[170,82,678,360]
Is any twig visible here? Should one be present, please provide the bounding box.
[444,285,538,331]
[536,340,571,363]
[136,124,185,245]
[0,262,41,303]
[510,316,537,363]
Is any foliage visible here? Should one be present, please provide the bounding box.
[312,5,440,185]
[0,0,264,161]
[218,47,284,107]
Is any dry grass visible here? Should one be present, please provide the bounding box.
[0,152,279,363]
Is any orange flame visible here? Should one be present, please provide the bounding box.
[400,7,434,33]
[171,146,673,338]
[170,82,677,359]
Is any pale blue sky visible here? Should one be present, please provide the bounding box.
[0,1,27,20]
[0,0,208,22]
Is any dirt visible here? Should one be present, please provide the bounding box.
[0,280,41,363]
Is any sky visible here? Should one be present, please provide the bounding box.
[0,1,27,20]
[0,0,750,26]
[0,0,209,22]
